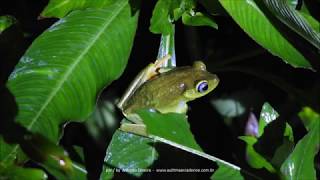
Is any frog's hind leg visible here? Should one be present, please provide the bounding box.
[117,54,172,110]
[120,123,147,137]
[119,114,148,136]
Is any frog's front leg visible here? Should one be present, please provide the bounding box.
[117,54,172,110]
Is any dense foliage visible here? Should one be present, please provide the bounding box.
[0,0,319,179]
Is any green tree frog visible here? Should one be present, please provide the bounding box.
[117,55,219,135]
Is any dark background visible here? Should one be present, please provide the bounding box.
[1,1,319,179]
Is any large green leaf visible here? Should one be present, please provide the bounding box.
[219,0,311,68]
[137,110,243,178]
[261,0,320,50]
[137,109,202,151]
[104,111,243,178]
[41,0,116,18]
[280,107,320,180]
[1,0,138,164]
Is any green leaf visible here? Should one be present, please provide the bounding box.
[136,110,243,178]
[270,137,294,168]
[298,107,320,131]
[1,0,138,164]
[150,0,195,35]
[0,15,16,33]
[41,0,117,18]
[280,108,320,180]
[258,102,293,141]
[262,0,320,50]
[104,110,243,178]
[0,165,47,180]
[182,11,218,29]
[258,102,279,137]
[219,0,311,68]
[239,136,275,172]
[103,130,158,178]
[299,10,320,34]
[149,0,175,35]
[295,2,320,33]
[137,109,202,151]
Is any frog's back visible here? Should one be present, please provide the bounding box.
[122,66,214,114]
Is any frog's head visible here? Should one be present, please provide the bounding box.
[183,61,219,101]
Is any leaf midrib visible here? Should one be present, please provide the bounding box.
[3,1,127,163]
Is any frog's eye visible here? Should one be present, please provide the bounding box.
[196,80,208,93]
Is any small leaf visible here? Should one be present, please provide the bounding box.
[182,11,218,29]
[239,136,276,172]
[258,102,279,137]
[0,15,16,33]
[150,0,195,35]
[219,0,311,68]
[280,107,320,180]
[298,107,320,131]
[149,0,175,35]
